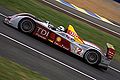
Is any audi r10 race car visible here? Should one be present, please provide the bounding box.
[4,13,116,70]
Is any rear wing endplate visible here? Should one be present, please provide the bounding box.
[106,43,115,60]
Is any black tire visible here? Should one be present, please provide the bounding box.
[18,18,35,33]
[84,50,101,65]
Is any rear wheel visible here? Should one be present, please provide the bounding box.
[84,50,101,65]
[18,18,35,33]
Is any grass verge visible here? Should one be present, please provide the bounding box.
[0,56,48,80]
[0,0,120,61]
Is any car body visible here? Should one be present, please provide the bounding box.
[4,13,116,70]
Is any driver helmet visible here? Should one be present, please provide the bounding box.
[57,26,65,31]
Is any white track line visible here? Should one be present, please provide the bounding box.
[42,0,120,36]
[0,13,7,18]
[0,32,96,80]
[109,66,120,73]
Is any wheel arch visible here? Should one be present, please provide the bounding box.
[18,17,36,33]
[18,17,35,27]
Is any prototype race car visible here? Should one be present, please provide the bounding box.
[4,13,116,70]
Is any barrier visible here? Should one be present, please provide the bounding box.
[56,0,114,25]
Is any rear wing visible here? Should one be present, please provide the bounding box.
[106,43,115,60]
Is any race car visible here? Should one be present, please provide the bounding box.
[4,13,116,70]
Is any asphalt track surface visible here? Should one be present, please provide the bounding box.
[42,0,120,38]
[0,1,120,80]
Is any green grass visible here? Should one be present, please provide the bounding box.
[0,56,48,80]
[0,0,120,61]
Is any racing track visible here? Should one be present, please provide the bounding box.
[0,2,120,80]
[41,0,120,38]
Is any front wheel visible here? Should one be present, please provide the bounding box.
[18,18,35,33]
[84,50,101,65]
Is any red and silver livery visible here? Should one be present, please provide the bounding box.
[4,13,116,70]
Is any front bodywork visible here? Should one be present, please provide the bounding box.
[4,13,116,69]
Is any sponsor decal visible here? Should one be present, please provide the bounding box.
[48,32,56,43]
[56,37,62,42]
[67,25,84,44]
[54,36,62,47]
[54,36,70,50]
[34,26,49,40]
[62,39,70,50]
[71,44,82,55]
[48,39,54,43]
[54,42,62,47]
[76,47,82,55]
[62,46,69,51]
[67,30,79,38]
